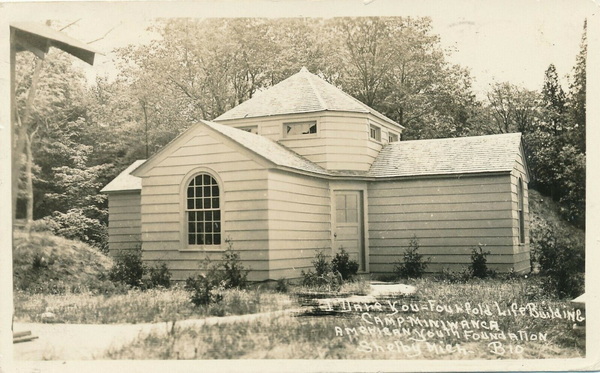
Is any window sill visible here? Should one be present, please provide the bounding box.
[369,137,383,145]
[281,134,319,140]
[180,245,223,252]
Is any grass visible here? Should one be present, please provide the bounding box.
[528,189,585,245]
[12,231,293,324]
[13,230,114,294]
[104,276,585,360]
[14,287,293,324]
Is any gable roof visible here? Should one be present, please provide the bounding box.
[111,121,525,190]
[368,133,524,178]
[200,120,330,175]
[100,160,146,193]
[214,67,402,129]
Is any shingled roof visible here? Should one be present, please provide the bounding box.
[106,125,524,192]
[205,121,523,179]
[200,120,330,176]
[100,160,146,193]
[368,133,524,178]
[214,67,402,129]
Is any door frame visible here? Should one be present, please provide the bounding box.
[330,182,369,273]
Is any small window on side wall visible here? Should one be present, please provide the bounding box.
[518,177,525,244]
[370,125,381,142]
[283,121,317,137]
[388,132,399,143]
[239,126,258,134]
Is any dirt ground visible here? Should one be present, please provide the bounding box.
[12,308,303,361]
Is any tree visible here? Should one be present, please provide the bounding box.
[567,19,586,153]
[486,82,540,134]
[522,28,586,228]
[327,17,479,140]
[541,64,567,137]
[15,48,114,247]
[14,50,90,225]
[13,53,44,229]
[524,65,567,199]
[115,17,480,144]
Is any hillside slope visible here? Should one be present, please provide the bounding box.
[13,231,114,292]
[528,188,585,247]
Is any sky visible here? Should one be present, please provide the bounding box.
[35,0,594,98]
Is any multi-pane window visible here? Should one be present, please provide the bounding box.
[388,132,399,143]
[336,194,358,223]
[186,174,221,246]
[369,125,381,141]
[284,121,317,137]
[518,177,525,244]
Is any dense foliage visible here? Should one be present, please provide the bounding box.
[470,245,491,279]
[331,247,360,281]
[185,239,248,306]
[14,17,586,257]
[393,236,430,279]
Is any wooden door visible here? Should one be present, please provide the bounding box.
[334,190,365,271]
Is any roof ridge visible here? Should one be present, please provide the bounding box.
[214,68,402,128]
[393,132,522,144]
[304,72,328,110]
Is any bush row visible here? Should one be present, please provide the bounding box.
[300,247,360,292]
[392,236,494,281]
[108,245,171,290]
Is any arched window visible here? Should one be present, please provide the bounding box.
[186,173,221,246]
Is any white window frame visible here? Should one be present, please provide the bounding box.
[388,132,399,143]
[369,124,381,142]
[239,126,258,134]
[180,168,224,251]
[282,120,318,138]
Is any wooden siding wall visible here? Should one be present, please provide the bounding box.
[107,191,141,256]
[321,115,375,171]
[367,174,527,275]
[216,112,403,172]
[510,146,531,273]
[266,169,332,279]
[140,128,270,282]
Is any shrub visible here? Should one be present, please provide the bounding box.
[185,274,222,306]
[470,245,491,279]
[31,252,49,271]
[301,250,342,291]
[312,250,330,277]
[331,247,360,281]
[394,236,430,279]
[109,246,146,288]
[184,238,249,306]
[29,218,60,233]
[147,262,172,289]
[275,278,289,293]
[218,238,248,289]
[41,208,108,253]
[534,221,585,299]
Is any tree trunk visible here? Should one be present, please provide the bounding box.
[141,100,149,158]
[12,56,44,222]
[24,129,38,234]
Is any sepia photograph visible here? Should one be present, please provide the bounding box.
[1,1,597,372]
